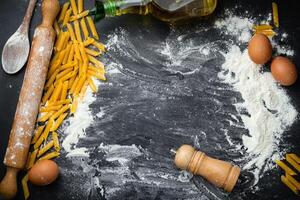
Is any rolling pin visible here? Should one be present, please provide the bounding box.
[0,0,60,199]
[174,145,240,192]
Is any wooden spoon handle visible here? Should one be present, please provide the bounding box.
[20,0,37,32]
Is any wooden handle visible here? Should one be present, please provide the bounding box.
[0,0,59,199]
[174,145,240,192]
[0,168,19,199]
[20,0,37,32]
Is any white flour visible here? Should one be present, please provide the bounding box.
[218,46,297,183]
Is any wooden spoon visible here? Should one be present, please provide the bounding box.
[1,0,37,74]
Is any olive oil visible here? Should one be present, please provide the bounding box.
[90,0,217,23]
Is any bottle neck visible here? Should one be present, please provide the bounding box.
[90,0,152,22]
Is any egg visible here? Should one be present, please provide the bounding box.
[28,160,59,186]
[271,56,298,86]
[248,33,272,65]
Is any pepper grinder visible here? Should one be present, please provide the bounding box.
[174,145,240,192]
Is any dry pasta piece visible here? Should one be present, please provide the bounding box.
[34,118,54,149]
[79,43,89,63]
[50,51,60,66]
[79,80,89,100]
[288,154,300,163]
[57,32,68,51]
[80,18,89,40]
[40,105,62,113]
[281,175,299,195]
[88,64,104,73]
[22,174,30,200]
[39,151,60,161]
[54,31,64,51]
[83,37,95,46]
[56,68,73,80]
[286,174,300,190]
[63,43,72,64]
[71,96,79,113]
[37,141,54,158]
[74,74,87,96]
[272,2,279,28]
[85,47,101,57]
[54,20,60,36]
[48,99,72,107]
[88,55,105,70]
[42,84,54,104]
[86,16,99,39]
[78,0,84,13]
[50,81,63,103]
[70,10,90,22]
[62,32,71,50]
[74,20,82,43]
[58,2,70,22]
[38,111,54,122]
[253,24,273,31]
[51,112,68,132]
[61,81,69,100]
[74,42,82,60]
[67,45,75,62]
[70,0,78,15]
[60,60,77,70]
[93,40,106,52]
[52,132,60,151]
[67,23,77,42]
[275,160,297,176]
[88,70,106,81]
[255,29,276,37]
[58,71,76,83]
[70,76,79,94]
[63,8,72,26]
[45,68,60,89]
[27,149,38,169]
[286,154,300,172]
[68,75,76,90]
[31,125,45,144]
[88,78,98,93]
[52,104,70,120]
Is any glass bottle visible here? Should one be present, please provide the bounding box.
[90,0,217,23]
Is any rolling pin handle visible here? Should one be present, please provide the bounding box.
[0,167,19,199]
[41,0,60,27]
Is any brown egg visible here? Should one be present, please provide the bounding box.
[248,34,272,65]
[28,160,59,186]
[271,56,298,86]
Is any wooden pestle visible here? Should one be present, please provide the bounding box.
[174,145,240,192]
[0,0,60,199]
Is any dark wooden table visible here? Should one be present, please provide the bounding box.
[1,0,300,199]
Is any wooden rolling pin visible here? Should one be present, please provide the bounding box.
[174,145,240,192]
[0,0,59,199]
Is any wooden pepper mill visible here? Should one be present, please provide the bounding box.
[174,145,240,192]
[0,0,60,199]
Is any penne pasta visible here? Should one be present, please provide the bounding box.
[48,99,72,107]
[78,0,84,14]
[42,84,54,104]
[52,132,60,151]
[85,47,101,57]
[286,154,300,172]
[58,2,70,22]
[56,68,73,80]
[60,81,69,100]
[50,81,63,103]
[62,43,72,64]
[74,42,82,60]
[281,175,299,195]
[37,141,54,158]
[88,55,104,70]
[45,68,60,89]
[40,105,62,113]
[87,70,106,81]
[74,20,83,43]
[83,37,95,46]
[70,76,79,94]
[34,118,54,149]
[67,23,77,42]
[79,43,89,63]
[51,104,70,120]
[70,0,78,15]
[39,151,60,161]
[86,16,99,39]
[67,45,75,63]
[22,174,30,200]
[71,96,79,113]
[74,74,87,96]
[27,149,38,169]
[275,160,297,176]
[25,152,31,169]
[51,112,68,131]
[88,77,98,93]
[63,8,72,26]
[38,111,54,123]
[80,18,89,40]
[31,126,45,144]
[92,40,106,52]
[70,10,90,22]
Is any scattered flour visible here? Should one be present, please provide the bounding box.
[218,46,297,184]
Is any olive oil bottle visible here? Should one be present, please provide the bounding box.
[90,0,217,23]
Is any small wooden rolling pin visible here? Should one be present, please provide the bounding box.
[0,0,59,199]
[175,145,241,192]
